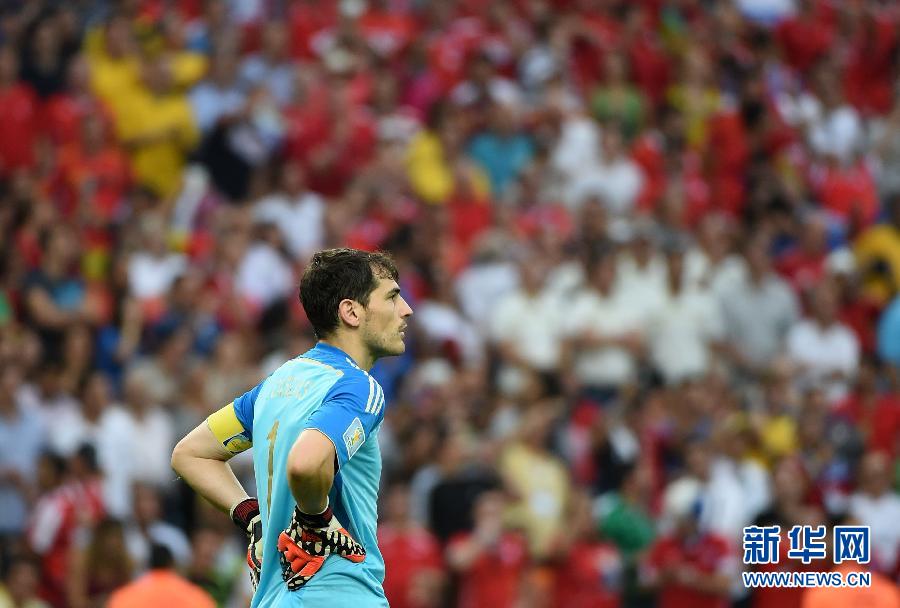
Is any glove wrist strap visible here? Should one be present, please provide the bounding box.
[230,497,260,530]
[297,499,332,529]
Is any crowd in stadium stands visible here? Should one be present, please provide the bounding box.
[2,0,900,607]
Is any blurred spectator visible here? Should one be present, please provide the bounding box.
[107,543,214,608]
[184,525,244,605]
[720,236,799,375]
[552,490,623,608]
[378,484,445,608]
[117,370,175,491]
[0,364,45,540]
[500,406,570,559]
[254,162,326,262]
[855,193,900,305]
[22,224,100,365]
[490,255,564,382]
[67,516,131,608]
[29,446,105,607]
[113,58,199,199]
[234,220,293,314]
[126,212,187,313]
[590,52,646,141]
[0,553,50,608]
[189,46,245,135]
[467,102,534,197]
[124,483,191,573]
[878,293,900,370]
[647,242,725,384]
[82,373,135,518]
[238,22,293,106]
[564,249,643,403]
[568,126,644,217]
[786,280,860,402]
[0,45,39,174]
[446,491,528,608]
[423,431,499,544]
[640,478,737,608]
[848,452,900,574]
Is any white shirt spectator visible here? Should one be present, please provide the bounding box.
[128,252,187,300]
[455,260,519,331]
[848,491,900,572]
[0,400,46,534]
[616,253,668,322]
[647,288,725,384]
[190,80,245,134]
[414,299,484,366]
[564,288,643,387]
[254,191,326,261]
[123,407,176,488]
[683,249,747,299]
[239,55,294,106]
[235,241,294,309]
[490,289,564,372]
[44,403,137,518]
[550,116,602,185]
[568,156,644,216]
[808,104,863,164]
[721,273,799,369]
[786,319,859,401]
[126,521,193,571]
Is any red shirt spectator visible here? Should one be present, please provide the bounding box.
[642,531,736,608]
[28,476,105,606]
[378,524,444,608]
[810,159,879,229]
[775,2,836,73]
[447,531,528,608]
[834,390,900,457]
[0,48,39,174]
[752,528,818,608]
[843,11,899,116]
[553,541,622,608]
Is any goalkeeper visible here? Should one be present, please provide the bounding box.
[171,249,413,607]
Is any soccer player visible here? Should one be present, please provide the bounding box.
[171,248,413,607]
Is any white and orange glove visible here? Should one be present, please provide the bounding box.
[278,501,366,591]
[230,497,264,591]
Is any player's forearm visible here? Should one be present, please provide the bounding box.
[287,429,336,514]
[171,452,248,514]
[171,424,249,514]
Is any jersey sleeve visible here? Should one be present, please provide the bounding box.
[206,380,265,455]
[305,372,384,469]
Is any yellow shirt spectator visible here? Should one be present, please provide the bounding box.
[854,220,900,305]
[500,436,571,558]
[115,64,199,200]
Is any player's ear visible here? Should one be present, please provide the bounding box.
[337,299,362,329]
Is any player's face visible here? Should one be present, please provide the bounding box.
[361,277,413,358]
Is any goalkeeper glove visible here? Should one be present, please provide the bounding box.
[277,501,366,591]
[230,497,263,591]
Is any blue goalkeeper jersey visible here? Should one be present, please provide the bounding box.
[231,342,389,607]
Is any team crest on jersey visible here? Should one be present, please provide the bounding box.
[343,417,366,458]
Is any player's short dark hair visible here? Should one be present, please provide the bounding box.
[299,248,399,339]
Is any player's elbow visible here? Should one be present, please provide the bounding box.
[170,436,193,477]
[170,439,187,475]
[286,450,330,485]
[286,432,335,487]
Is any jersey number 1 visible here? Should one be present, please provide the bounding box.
[266,420,279,516]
